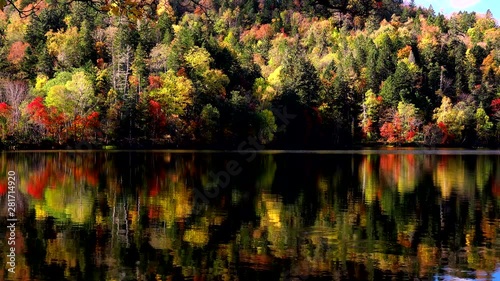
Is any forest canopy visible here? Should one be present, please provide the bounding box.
[0,0,499,148]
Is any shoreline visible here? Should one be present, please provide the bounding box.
[2,145,499,153]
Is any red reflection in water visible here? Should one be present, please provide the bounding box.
[17,155,102,198]
[493,181,500,197]
[148,170,166,197]
[148,206,161,219]
[26,170,50,199]
[149,180,160,197]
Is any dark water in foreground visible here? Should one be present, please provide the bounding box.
[1,150,500,280]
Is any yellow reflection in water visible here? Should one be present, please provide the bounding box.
[147,182,193,227]
[260,193,283,228]
[183,227,209,246]
[45,238,80,276]
[258,193,286,257]
[42,187,93,223]
[476,155,493,191]
[433,156,472,198]
[359,154,379,203]
[34,202,48,220]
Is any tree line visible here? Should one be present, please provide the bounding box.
[0,0,499,148]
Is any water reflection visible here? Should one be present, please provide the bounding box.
[0,151,499,280]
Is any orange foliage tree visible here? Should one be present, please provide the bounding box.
[7,41,29,65]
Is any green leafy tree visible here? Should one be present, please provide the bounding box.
[380,61,421,107]
[45,71,95,121]
[258,109,277,144]
[184,46,230,98]
[65,71,95,111]
[374,33,396,83]
[279,45,320,106]
[45,85,71,114]
[184,46,212,76]
[131,43,148,93]
[78,20,96,65]
[363,40,380,92]
[199,104,220,144]
[360,89,382,140]
[475,107,493,144]
[22,7,67,79]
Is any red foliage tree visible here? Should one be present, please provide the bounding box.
[46,108,67,140]
[0,102,11,139]
[241,24,273,42]
[149,100,162,117]
[96,58,105,69]
[148,75,162,90]
[149,100,167,139]
[380,122,397,143]
[27,97,67,141]
[380,113,404,143]
[491,98,500,113]
[26,97,49,125]
[406,130,416,141]
[437,121,451,143]
[0,102,11,117]
[69,111,100,140]
[361,118,373,138]
[176,67,187,78]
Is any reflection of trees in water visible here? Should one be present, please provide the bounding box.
[378,154,422,193]
[1,153,500,280]
[432,155,495,199]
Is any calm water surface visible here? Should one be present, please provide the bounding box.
[1,150,500,280]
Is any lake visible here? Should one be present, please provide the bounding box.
[1,150,500,280]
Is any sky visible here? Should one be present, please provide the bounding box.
[411,0,500,21]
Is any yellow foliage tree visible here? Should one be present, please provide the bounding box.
[149,70,194,116]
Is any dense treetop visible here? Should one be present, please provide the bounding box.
[0,0,499,148]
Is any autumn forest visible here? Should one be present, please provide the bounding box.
[0,0,499,148]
